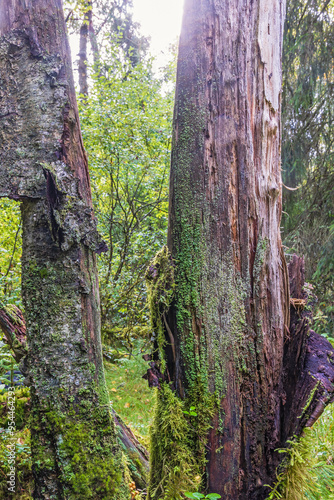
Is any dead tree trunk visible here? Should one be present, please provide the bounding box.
[0,0,131,497]
[147,0,334,499]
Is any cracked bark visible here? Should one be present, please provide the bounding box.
[149,0,334,498]
[0,0,132,497]
[0,303,149,488]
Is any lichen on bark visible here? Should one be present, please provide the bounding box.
[0,1,131,497]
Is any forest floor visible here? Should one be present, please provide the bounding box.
[104,347,155,447]
[1,344,334,499]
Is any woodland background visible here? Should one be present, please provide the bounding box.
[0,0,333,498]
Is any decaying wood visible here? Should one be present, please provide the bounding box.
[147,0,334,498]
[0,303,26,362]
[281,255,334,442]
[112,410,149,489]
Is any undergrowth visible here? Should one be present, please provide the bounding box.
[267,405,334,499]
[104,343,155,446]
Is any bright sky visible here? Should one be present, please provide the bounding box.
[70,0,184,77]
[132,0,184,65]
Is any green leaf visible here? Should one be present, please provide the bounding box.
[206,494,222,499]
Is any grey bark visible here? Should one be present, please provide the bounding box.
[0,0,131,497]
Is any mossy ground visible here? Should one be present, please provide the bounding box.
[1,349,334,499]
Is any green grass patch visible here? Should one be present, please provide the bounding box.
[104,347,154,445]
[267,404,334,499]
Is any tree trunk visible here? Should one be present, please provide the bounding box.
[147,1,334,499]
[78,5,90,97]
[0,1,130,497]
[0,303,149,489]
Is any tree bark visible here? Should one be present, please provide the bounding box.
[78,5,90,97]
[0,0,130,497]
[0,303,149,488]
[147,1,334,499]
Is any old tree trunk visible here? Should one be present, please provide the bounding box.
[0,0,147,497]
[147,0,334,499]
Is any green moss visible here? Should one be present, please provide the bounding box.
[148,383,215,500]
[0,387,30,430]
[146,245,175,368]
[298,381,320,421]
[30,397,130,500]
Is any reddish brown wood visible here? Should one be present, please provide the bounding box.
[148,1,334,498]
[0,304,26,362]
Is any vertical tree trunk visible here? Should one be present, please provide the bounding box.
[147,1,334,499]
[0,1,130,497]
[78,5,90,97]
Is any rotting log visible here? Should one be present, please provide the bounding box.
[0,0,130,497]
[0,303,26,362]
[281,255,334,441]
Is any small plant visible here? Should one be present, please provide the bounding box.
[183,406,197,417]
[184,493,221,499]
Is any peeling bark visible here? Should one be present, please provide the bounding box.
[148,0,334,499]
[0,1,130,497]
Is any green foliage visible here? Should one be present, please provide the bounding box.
[267,406,334,499]
[79,48,174,351]
[0,386,30,431]
[282,0,334,337]
[0,199,22,308]
[185,494,221,500]
[183,406,197,417]
[65,0,149,67]
[0,426,33,499]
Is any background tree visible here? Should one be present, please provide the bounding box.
[65,0,149,97]
[147,0,334,498]
[79,50,174,353]
[281,0,334,338]
[0,0,131,497]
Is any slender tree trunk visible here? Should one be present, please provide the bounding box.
[147,1,334,499]
[88,13,100,71]
[78,5,90,97]
[0,1,130,497]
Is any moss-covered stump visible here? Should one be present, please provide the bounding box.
[146,1,334,498]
